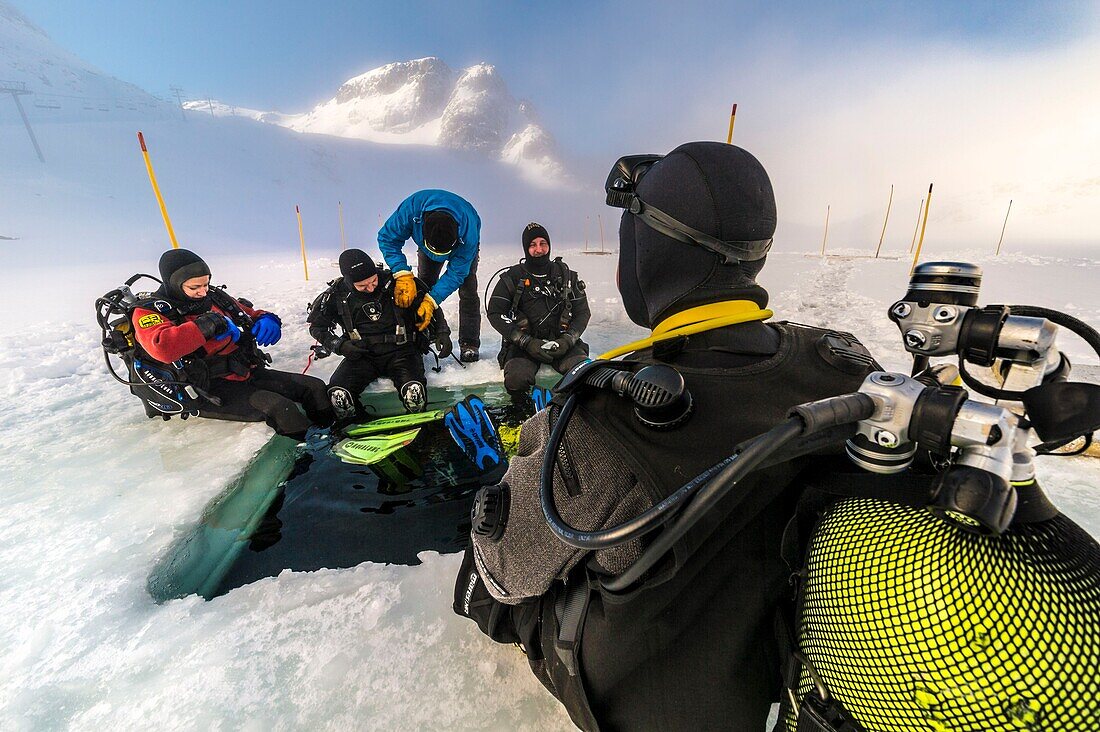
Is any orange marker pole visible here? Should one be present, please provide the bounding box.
[874,184,894,258]
[820,205,831,256]
[296,205,309,281]
[909,198,924,253]
[726,103,737,144]
[995,199,1013,256]
[910,184,933,273]
[137,131,180,249]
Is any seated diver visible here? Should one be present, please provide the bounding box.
[453,142,882,730]
[487,222,591,414]
[307,248,452,424]
[131,248,334,440]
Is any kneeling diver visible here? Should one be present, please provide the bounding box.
[307,248,452,424]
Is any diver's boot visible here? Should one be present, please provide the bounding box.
[505,388,536,422]
[460,344,480,363]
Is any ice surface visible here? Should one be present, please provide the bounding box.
[3,4,1097,727]
[1,248,1097,729]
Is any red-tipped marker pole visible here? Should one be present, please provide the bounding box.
[137,131,180,249]
[726,103,738,144]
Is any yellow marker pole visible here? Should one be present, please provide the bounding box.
[338,200,347,251]
[910,184,933,273]
[726,103,737,144]
[909,197,924,253]
[820,205,831,257]
[296,205,309,281]
[874,184,894,258]
[996,199,1013,256]
[137,131,179,249]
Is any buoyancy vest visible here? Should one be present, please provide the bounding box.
[504,258,579,340]
[534,322,879,731]
[308,275,446,356]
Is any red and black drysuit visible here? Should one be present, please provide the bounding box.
[131,290,332,439]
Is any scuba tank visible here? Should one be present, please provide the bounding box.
[94,274,257,419]
[96,274,204,419]
[778,264,1100,731]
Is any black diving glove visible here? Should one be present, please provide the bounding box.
[543,332,577,356]
[193,312,229,339]
[524,338,555,364]
[331,336,365,358]
[435,333,453,359]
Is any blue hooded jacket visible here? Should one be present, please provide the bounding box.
[377,189,481,304]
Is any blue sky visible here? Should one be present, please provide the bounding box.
[9,1,1100,249]
[13,0,1094,160]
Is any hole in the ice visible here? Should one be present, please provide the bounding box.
[146,404,510,602]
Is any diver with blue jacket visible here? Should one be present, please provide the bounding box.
[378,189,483,363]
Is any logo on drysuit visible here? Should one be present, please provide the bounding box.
[328,387,357,419]
[463,570,479,614]
[400,382,426,412]
[363,301,383,322]
[530,282,555,298]
[138,313,164,328]
[152,300,173,313]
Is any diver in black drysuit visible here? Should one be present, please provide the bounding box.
[454,142,878,730]
[307,249,452,422]
[487,222,591,408]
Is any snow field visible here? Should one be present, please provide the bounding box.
[0,247,1097,729]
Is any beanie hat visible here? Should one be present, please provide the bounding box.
[522,222,551,253]
[423,210,458,254]
[339,248,379,287]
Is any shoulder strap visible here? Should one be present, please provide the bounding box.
[208,287,255,328]
[306,280,341,325]
[132,296,184,324]
[510,270,528,313]
[336,290,357,335]
[552,257,564,280]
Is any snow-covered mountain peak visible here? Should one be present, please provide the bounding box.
[336,57,454,103]
[202,56,569,186]
[325,56,455,135]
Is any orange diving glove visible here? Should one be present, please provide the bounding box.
[416,294,437,331]
[394,271,417,308]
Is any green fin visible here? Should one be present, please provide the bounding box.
[344,409,446,437]
[333,427,422,465]
[498,423,522,458]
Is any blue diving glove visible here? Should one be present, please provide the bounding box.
[216,316,241,344]
[251,314,281,346]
